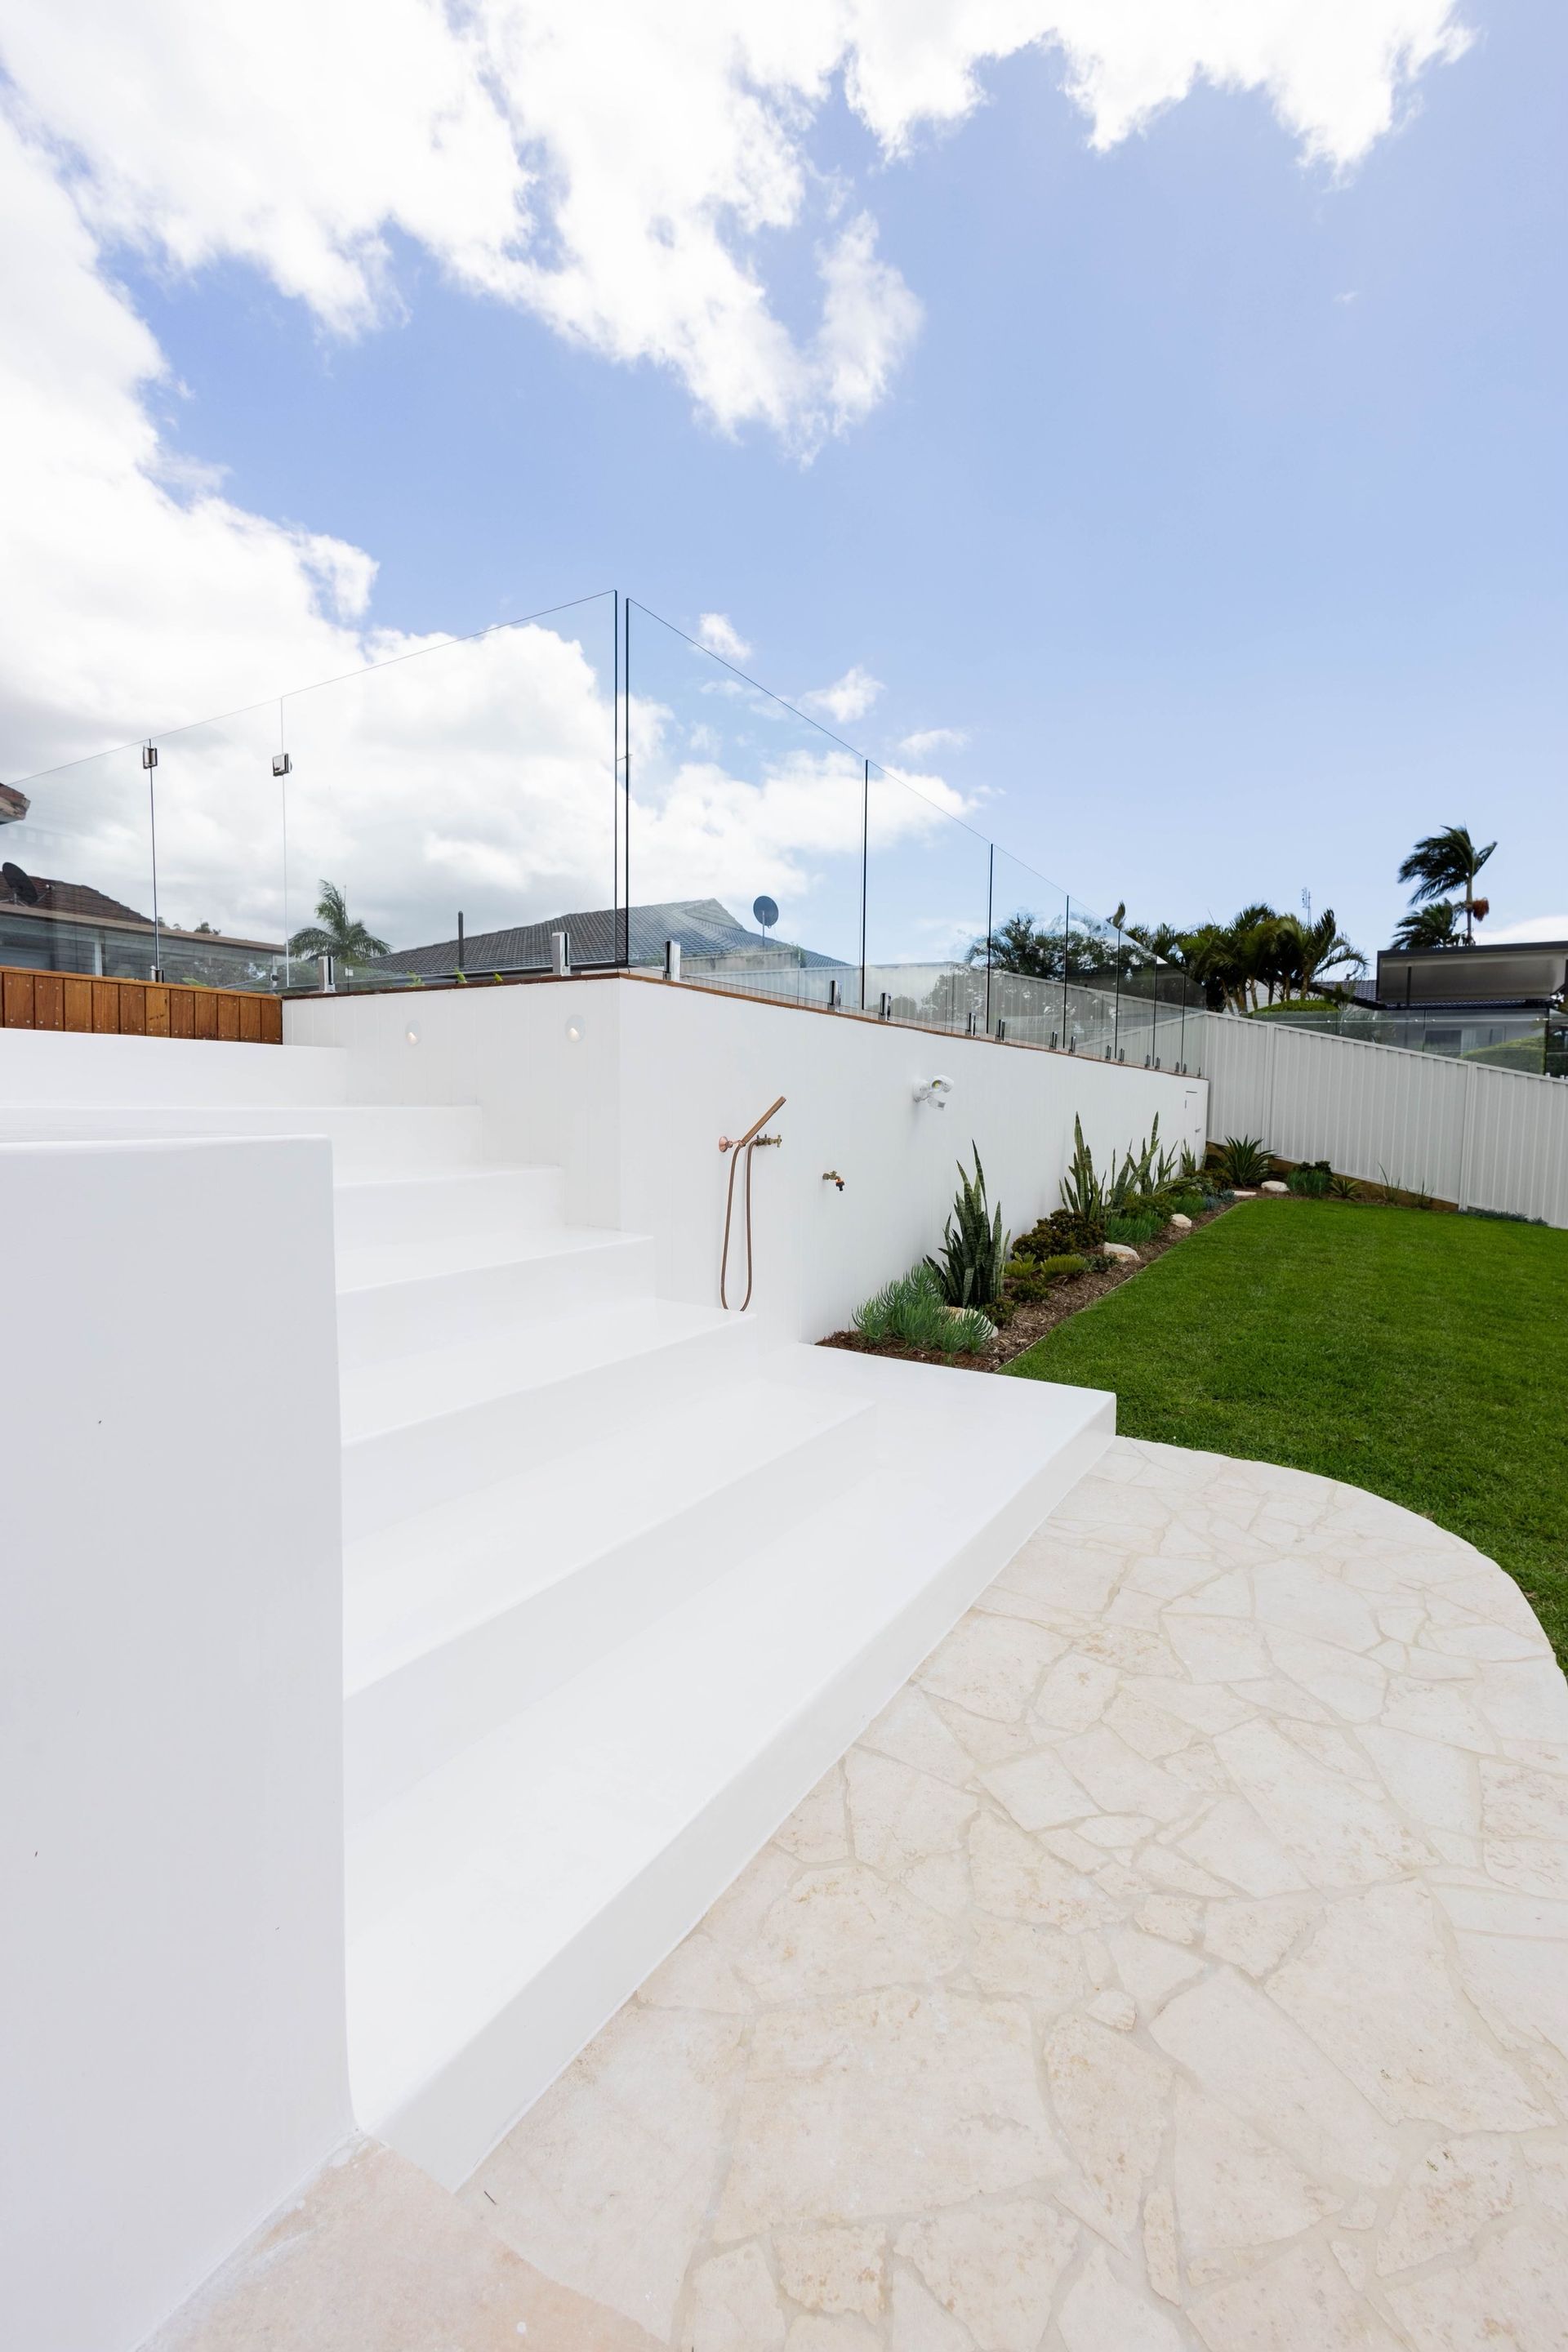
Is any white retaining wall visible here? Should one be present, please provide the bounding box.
[0,1138,351,2352]
[289,974,1208,1342]
[1193,1012,1568,1227]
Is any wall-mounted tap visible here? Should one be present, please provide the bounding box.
[822,1169,845,1190]
[912,1076,953,1108]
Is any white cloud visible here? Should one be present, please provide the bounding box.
[898,726,968,758]
[0,0,1472,956]
[804,664,884,727]
[0,0,1470,449]
[0,110,962,963]
[1480,915,1568,944]
[696,612,752,664]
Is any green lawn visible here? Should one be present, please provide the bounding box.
[1005,1200,1568,1664]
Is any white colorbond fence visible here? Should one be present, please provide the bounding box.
[1191,1013,1568,1229]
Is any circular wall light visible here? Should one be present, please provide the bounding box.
[565,1016,586,1045]
[405,1022,421,1046]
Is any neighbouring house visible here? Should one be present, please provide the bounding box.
[0,863,283,990]
[364,896,850,979]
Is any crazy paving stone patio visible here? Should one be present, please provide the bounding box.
[157,1437,1568,2352]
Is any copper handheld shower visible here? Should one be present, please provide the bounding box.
[719,1095,786,1310]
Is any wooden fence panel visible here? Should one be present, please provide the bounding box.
[0,967,283,1046]
[3,969,32,1027]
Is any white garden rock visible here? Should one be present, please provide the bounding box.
[1260,1180,1289,1194]
[1169,1214,1192,1230]
[1231,1188,1258,1199]
[1101,1241,1140,1263]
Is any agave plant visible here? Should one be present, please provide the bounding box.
[927,1149,1010,1310]
[1215,1134,1270,1187]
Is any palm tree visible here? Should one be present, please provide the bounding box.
[1392,900,1465,951]
[287,880,390,966]
[1179,922,1237,1011]
[1397,826,1494,943]
[1125,921,1190,964]
[1285,908,1365,999]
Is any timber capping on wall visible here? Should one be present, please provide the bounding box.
[0,965,283,1045]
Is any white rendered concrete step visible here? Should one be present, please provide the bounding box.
[340,1298,761,1539]
[346,1348,1115,2185]
[0,1099,483,1174]
[0,1025,349,1106]
[335,1223,653,1364]
[342,1378,876,1820]
[333,1165,565,1250]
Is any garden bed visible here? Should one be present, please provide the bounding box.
[819,1197,1236,1371]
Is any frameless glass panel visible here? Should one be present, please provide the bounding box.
[280,595,617,988]
[1,742,158,978]
[862,764,990,1036]
[1156,960,1192,1071]
[626,603,864,1008]
[1064,902,1122,1060]
[982,849,1067,1046]
[151,701,288,991]
[1116,937,1160,1067]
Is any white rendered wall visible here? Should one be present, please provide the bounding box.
[0,1139,351,2352]
[290,976,1205,1340]
[1192,1010,1568,1227]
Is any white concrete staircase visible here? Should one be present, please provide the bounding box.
[0,1026,1113,2190]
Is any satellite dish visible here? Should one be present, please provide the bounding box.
[753,894,779,933]
[2,860,40,906]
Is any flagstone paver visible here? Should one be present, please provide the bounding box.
[463,1439,1568,2351]
[155,1437,1568,2351]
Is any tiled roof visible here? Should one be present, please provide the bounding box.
[0,871,154,924]
[365,898,848,977]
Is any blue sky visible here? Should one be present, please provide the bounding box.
[2,0,1561,959]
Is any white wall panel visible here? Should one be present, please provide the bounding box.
[0,1138,350,2352]
[1191,1011,1568,1227]
[291,976,1209,1342]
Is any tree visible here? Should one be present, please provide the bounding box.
[1397,826,1495,944]
[1392,900,1465,951]
[967,911,1061,978]
[287,880,390,965]
[1283,908,1365,998]
[1125,921,1190,964]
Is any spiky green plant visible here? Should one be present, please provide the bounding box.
[1062,1114,1177,1221]
[1059,1116,1105,1223]
[1215,1134,1270,1187]
[853,1263,995,1353]
[1106,1209,1165,1246]
[926,1148,1010,1309]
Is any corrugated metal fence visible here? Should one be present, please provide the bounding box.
[1191,1013,1568,1228]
